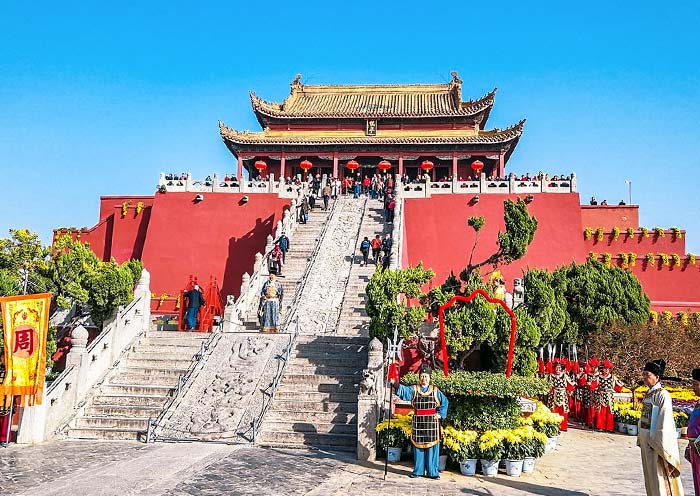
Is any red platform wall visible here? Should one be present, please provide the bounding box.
[402,193,589,286]
[582,230,686,254]
[580,205,639,230]
[140,192,288,298]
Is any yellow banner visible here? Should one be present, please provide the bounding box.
[0,293,52,406]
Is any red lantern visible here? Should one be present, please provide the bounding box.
[470,160,484,174]
[378,160,392,171]
[421,160,434,171]
[300,159,313,172]
[254,160,267,172]
[346,160,359,171]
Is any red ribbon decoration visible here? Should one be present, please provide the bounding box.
[437,289,518,378]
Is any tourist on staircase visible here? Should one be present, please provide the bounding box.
[259,269,283,333]
[322,183,331,210]
[270,243,284,276]
[381,233,393,269]
[183,284,206,331]
[371,235,382,265]
[277,232,290,263]
[359,237,371,267]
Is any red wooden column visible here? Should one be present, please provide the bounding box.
[452,153,458,179]
[280,153,286,179]
[398,154,404,176]
[333,152,339,178]
[498,152,505,178]
[237,155,243,179]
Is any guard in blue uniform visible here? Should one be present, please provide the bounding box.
[393,364,449,479]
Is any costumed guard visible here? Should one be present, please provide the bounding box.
[258,269,283,333]
[638,359,684,496]
[392,364,448,479]
[593,359,624,432]
[546,358,575,431]
[685,368,700,495]
[579,358,601,427]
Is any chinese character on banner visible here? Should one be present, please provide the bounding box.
[0,293,52,406]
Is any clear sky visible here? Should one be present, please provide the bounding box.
[1,1,698,251]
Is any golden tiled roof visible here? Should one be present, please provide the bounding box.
[250,73,496,119]
[219,120,525,146]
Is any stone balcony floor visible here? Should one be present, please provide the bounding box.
[0,425,694,495]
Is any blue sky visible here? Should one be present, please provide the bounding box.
[1,1,698,251]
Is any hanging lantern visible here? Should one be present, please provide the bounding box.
[377,160,392,171]
[254,160,267,172]
[421,160,434,171]
[346,160,359,171]
[470,160,484,174]
[300,159,313,172]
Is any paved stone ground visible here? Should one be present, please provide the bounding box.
[1,427,695,495]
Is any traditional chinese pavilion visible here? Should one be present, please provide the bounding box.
[219,72,524,181]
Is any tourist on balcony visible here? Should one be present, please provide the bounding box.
[183,284,206,331]
[332,178,341,199]
[601,199,608,206]
[638,359,684,496]
[359,237,371,266]
[619,200,626,205]
[259,270,283,333]
[590,196,598,205]
[353,178,361,198]
[362,175,371,196]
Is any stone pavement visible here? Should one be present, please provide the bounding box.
[1,427,695,495]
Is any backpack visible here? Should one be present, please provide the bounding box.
[360,240,371,251]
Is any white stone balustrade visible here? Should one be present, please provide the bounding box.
[16,269,152,444]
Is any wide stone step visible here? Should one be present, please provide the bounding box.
[91,394,169,407]
[265,411,357,424]
[281,371,362,383]
[295,335,369,345]
[68,427,145,441]
[261,421,356,435]
[132,345,203,355]
[126,357,192,369]
[84,404,163,418]
[256,431,356,450]
[277,380,360,393]
[286,356,367,368]
[270,400,357,414]
[144,331,210,340]
[111,374,180,387]
[100,383,175,397]
[75,415,149,430]
[121,366,190,378]
[128,350,199,361]
[275,390,358,402]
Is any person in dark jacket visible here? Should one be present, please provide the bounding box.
[381,234,393,269]
[278,232,290,263]
[184,284,206,331]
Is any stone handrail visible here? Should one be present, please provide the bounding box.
[16,269,152,444]
[357,337,385,461]
[399,173,577,198]
[389,173,403,270]
[159,173,308,196]
[222,198,300,331]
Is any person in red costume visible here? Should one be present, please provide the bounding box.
[547,359,575,431]
[579,358,601,427]
[593,359,624,431]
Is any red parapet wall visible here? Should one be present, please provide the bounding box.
[140,192,289,298]
[582,229,686,254]
[402,193,589,286]
[580,205,639,230]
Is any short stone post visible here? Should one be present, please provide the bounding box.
[240,272,251,299]
[479,171,486,193]
[158,172,166,186]
[213,173,220,192]
[274,220,283,239]
[425,178,431,198]
[185,172,193,192]
[268,173,275,193]
[509,173,516,194]
[67,325,90,400]
[570,172,577,192]
[264,234,274,255]
[357,337,384,461]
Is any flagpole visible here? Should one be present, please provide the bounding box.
[1,400,13,448]
[383,368,392,480]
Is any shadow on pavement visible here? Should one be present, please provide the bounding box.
[474,476,589,495]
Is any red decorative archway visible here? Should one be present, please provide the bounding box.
[437,289,518,378]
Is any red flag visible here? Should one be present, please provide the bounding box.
[387,362,400,384]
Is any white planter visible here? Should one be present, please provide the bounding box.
[438,454,447,472]
[545,437,557,452]
[676,428,682,439]
[626,424,638,436]
[522,457,536,473]
[505,459,524,477]
[459,459,477,476]
[387,447,402,462]
[480,459,500,477]
[617,422,627,433]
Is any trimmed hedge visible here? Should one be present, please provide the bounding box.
[402,371,549,399]
[446,397,522,431]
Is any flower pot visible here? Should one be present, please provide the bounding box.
[505,459,524,477]
[676,428,682,439]
[545,437,557,452]
[617,422,627,433]
[480,459,500,477]
[459,459,477,476]
[625,424,638,436]
[682,427,689,438]
[522,457,536,473]
[438,455,447,472]
[386,447,402,462]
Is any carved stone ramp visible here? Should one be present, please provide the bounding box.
[66,331,209,441]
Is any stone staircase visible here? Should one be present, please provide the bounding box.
[256,335,369,451]
[336,199,391,335]
[66,331,209,440]
[240,205,332,331]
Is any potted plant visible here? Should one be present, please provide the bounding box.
[503,430,527,477]
[522,427,546,473]
[674,411,688,438]
[479,430,505,477]
[443,426,479,475]
[626,409,640,436]
[376,416,409,462]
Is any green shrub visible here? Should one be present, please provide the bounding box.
[401,371,549,399]
[445,396,521,431]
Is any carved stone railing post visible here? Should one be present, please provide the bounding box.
[264,234,273,255]
[570,172,577,192]
[269,173,275,193]
[212,173,220,192]
[509,173,516,194]
[66,325,89,400]
[479,171,486,193]
[185,172,193,192]
[357,337,384,461]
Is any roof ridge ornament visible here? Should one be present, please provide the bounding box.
[290,74,303,93]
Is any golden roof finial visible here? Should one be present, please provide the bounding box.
[291,74,303,92]
[450,71,462,85]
